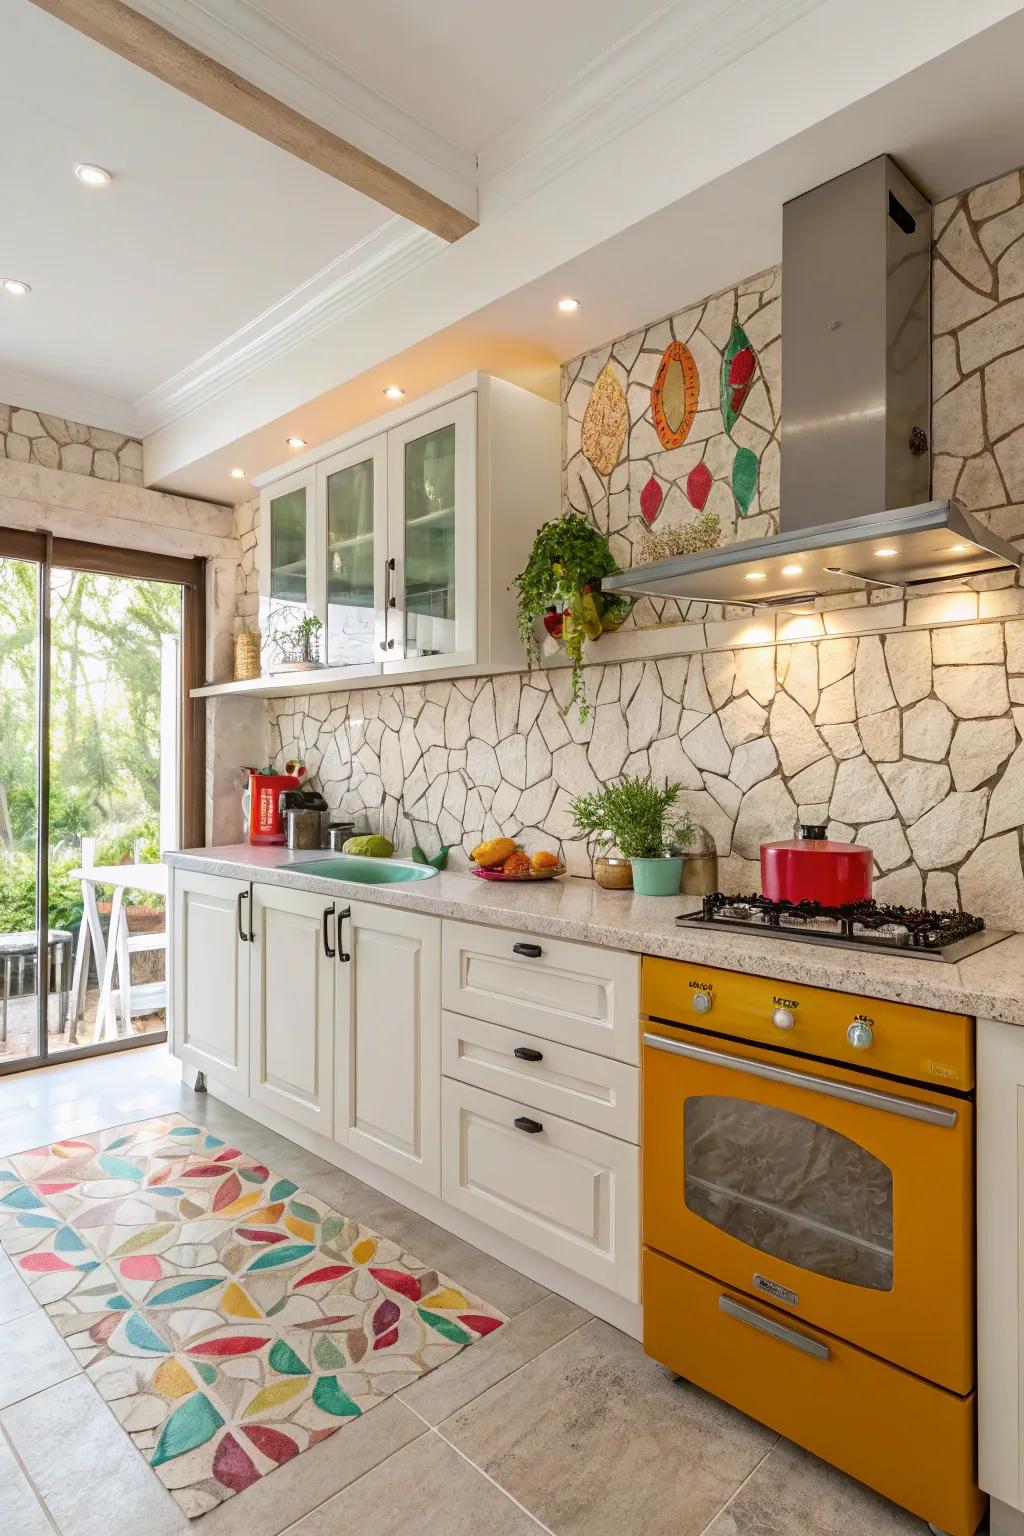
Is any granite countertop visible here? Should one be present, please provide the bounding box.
[164,844,1024,1027]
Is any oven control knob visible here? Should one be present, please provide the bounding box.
[771,1008,796,1031]
[691,992,713,1014]
[847,1021,874,1050]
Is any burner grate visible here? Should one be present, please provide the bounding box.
[694,893,986,950]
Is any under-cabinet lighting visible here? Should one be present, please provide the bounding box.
[781,564,803,577]
[875,547,898,557]
[745,571,767,582]
[948,544,968,554]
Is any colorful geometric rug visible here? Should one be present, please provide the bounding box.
[0,1115,505,1518]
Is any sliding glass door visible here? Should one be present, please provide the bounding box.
[0,531,205,1074]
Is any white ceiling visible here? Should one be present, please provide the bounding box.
[249,0,671,154]
[0,2,432,420]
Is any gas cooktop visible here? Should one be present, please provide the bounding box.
[677,893,1009,963]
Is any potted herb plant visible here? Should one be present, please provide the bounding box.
[570,774,695,896]
[513,509,630,722]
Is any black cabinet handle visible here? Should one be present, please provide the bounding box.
[322,905,336,959]
[337,907,351,963]
[513,1046,543,1062]
[237,889,250,943]
[512,942,542,959]
[514,1116,543,1134]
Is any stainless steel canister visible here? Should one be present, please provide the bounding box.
[285,807,328,850]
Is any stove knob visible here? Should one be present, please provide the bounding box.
[691,992,712,1014]
[771,1007,796,1031]
[847,1021,874,1051]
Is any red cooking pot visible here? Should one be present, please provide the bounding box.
[761,823,873,906]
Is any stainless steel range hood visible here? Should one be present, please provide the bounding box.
[601,156,1022,610]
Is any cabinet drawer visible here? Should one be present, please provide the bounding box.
[442,919,639,1063]
[441,1078,639,1299]
[442,1012,638,1141]
[645,1249,984,1536]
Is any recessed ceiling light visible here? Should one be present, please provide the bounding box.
[875,547,898,557]
[383,386,405,400]
[75,163,112,187]
[230,468,246,479]
[286,436,307,448]
[557,297,580,313]
[745,571,767,582]
[781,564,803,577]
[2,278,30,296]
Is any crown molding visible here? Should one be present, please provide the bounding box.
[127,0,479,218]
[0,363,143,437]
[477,0,828,213]
[133,220,441,433]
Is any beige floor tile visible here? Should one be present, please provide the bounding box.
[196,1398,426,1536]
[288,1425,544,1535]
[400,1292,590,1425]
[0,1430,55,1536]
[0,1248,35,1326]
[0,1307,79,1409]
[701,1439,930,1535]
[1,1374,188,1536]
[442,1318,777,1536]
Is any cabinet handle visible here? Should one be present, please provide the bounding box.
[336,907,351,963]
[514,1116,543,1134]
[322,905,336,959]
[513,1046,543,1062]
[512,942,542,959]
[384,556,396,609]
[718,1295,830,1360]
[237,889,249,943]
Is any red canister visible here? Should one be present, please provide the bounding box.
[760,824,873,906]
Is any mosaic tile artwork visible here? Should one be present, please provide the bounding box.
[0,1116,505,1519]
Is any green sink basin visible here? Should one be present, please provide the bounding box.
[289,855,438,885]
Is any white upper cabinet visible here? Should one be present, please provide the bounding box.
[257,374,558,689]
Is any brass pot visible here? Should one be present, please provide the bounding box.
[595,855,633,890]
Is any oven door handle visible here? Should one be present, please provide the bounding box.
[718,1294,830,1360]
[643,1032,958,1127]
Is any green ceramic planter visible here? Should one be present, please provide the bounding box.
[630,854,684,896]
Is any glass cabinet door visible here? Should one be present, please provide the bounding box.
[269,483,309,604]
[385,394,476,671]
[261,469,319,664]
[320,437,386,668]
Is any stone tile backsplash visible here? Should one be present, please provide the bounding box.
[258,163,1024,929]
[0,403,143,484]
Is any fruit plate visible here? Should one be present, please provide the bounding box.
[469,863,567,882]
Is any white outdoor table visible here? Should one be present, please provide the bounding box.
[69,863,168,1043]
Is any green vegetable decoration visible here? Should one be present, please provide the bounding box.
[720,320,760,517]
[411,844,450,871]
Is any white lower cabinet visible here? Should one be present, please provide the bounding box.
[441,1077,639,1299]
[249,885,336,1135]
[172,869,250,1094]
[334,902,441,1195]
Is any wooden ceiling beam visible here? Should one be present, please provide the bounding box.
[28,0,477,243]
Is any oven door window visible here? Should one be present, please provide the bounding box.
[684,1096,893,1291]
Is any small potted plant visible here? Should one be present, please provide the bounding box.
[268,610,323,673]
[570,774,695,896]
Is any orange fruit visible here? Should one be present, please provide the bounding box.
[502,851,532,875]
[530,850,559,871]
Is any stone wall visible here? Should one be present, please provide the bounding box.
[260,163,1024,928]
[0,404,143,485]
[233,496,260,635]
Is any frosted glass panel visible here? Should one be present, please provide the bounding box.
[401,423,456,659]
[270,487,307,603]
[326,457,376,667]
[684,1095,893,1290]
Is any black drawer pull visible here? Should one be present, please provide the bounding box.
[336,907,351,963]
[513,1046,543,1062]
[514,1116,543,1134]
[512,942,542,959]
[237,888,250,943]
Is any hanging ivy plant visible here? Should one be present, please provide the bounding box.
[513,510,628,722]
